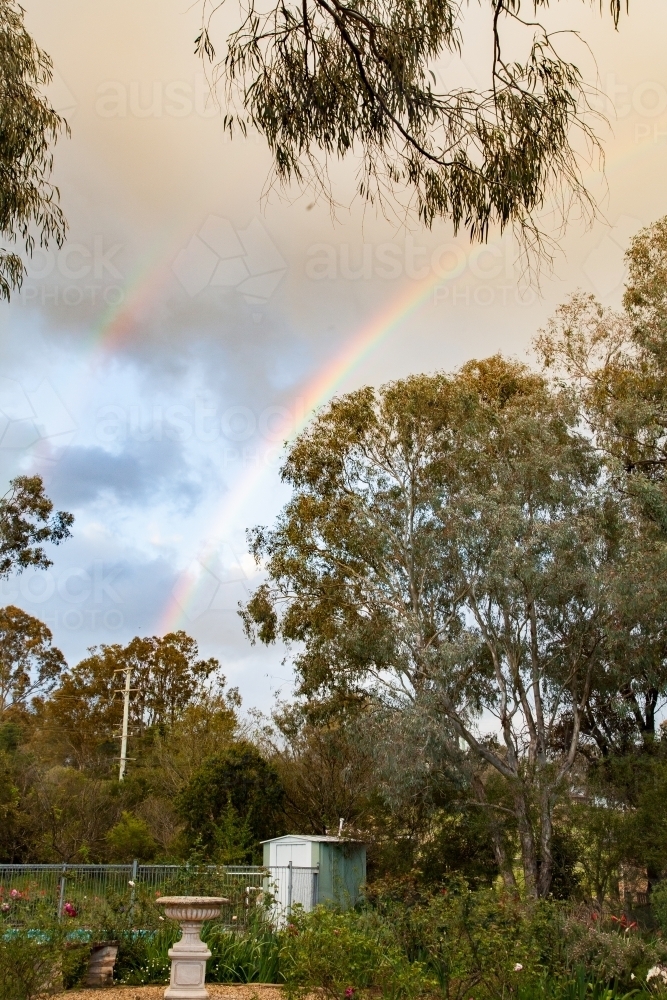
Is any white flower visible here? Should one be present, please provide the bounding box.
[128,880,135,887]
[514,964,524,972]
[158,916,165,921]
[647,966,667,983]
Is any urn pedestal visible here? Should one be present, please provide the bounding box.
[156,896,228,1000]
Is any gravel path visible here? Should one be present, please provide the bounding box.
[54,985,285,1000]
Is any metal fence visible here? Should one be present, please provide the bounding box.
[0,863,318,926]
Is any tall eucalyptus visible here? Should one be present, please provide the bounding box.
[242,357,627,896]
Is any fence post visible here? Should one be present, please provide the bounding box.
[287,861,293,918]
[130,858,138,908]
[57,865,66,919]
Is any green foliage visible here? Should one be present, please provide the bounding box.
[176,742,285,862]
[205,916,282,984]
[0,476,72,581]
[281,906,433,1000]
[0,904,88,999]
[115,911,282,985]
[198,0,624,261]
[105,811,158,862]
[0,606,65,715]
[649,882,667,935]
[242,357,626,896]
[0,931,63,1000]
[114,925,176,985]
[281,888,662,1000]
[0,3,68,300]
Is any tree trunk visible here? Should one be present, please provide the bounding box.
[471,774,517,890]
[537,785,554,898]
[513,786,538,897]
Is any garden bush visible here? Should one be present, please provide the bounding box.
[281,905,434,1000]
[278,881,665,1000]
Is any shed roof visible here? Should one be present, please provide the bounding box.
[260,834,364,844]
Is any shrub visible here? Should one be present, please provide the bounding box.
[281,906,435,1000]
[651,882,667,935]
[0,926,88,1000]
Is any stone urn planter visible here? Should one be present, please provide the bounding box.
[155,896,228,1000]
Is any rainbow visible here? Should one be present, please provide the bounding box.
[84,125,664,634]
[159,268,445,631]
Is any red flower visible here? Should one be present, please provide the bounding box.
[63,902,77,918]
[345,989,356,997]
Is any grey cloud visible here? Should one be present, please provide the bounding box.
[47,440,202,509]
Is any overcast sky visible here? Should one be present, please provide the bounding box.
[3,0,667,712]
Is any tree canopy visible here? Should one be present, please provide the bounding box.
[0,475,73,578]
[242,356,641,896]
[176,742,285,862]
[198,0,624,261]
[0,1,69,299]
[35,630,225,771]
[0,605,65,715]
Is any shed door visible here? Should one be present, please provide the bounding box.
[274,841,311,867]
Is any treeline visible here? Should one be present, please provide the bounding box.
[4,612,667,904]
[6,217,667,901]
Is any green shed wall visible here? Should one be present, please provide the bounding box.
[316,842,366,910]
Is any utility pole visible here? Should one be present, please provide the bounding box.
[114,667,135,781]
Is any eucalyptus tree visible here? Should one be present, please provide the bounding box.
[242,357,627,897]
[536,215,667,748]
[0,604,65,715]
[0,475,73,578]
[36,631,225,771]
[198,0,624,262]
[0,1,69,299]
[538,217,667,530]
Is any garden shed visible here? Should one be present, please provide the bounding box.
[261,834,366,914]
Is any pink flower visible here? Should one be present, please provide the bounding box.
[63,902,77,917]
[1,903,10,912]
[9,889,20,899]
[345,989,356,998]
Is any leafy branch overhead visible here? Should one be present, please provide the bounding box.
[0,0,69,300]
[198,0,625,259]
